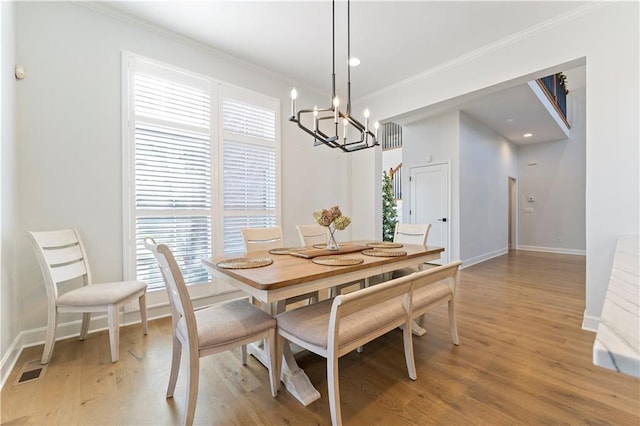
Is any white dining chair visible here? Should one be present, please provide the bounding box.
[391,223,432,278]
[28,228,148,364]
[296,224,329,247]
[144,237,278,426]
[241,226,284,253]
[297,224,364,298]
[242,226,318,305]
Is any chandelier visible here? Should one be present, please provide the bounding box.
[289,0,379,153]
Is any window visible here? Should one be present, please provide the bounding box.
[123,54,280,292]
[221,96,278,255]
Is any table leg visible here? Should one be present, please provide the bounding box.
[248,299,321,406]
[280,342,321,406]
[411,321,427,336]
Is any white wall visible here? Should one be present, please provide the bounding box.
[353,2,639,329]
[402,111,460,261]
[400,110,517,266]
[1,1,19,385]
[459,112,517,265]
[517,83,586,254]
[10,1,349,345]
[350,147,380,241]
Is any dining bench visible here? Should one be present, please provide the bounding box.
[274,260,463,426]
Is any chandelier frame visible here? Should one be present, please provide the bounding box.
[289,0,379,153]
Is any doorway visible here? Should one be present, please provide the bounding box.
[410,163,450,264]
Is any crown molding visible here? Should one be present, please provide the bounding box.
[74,1,320,96]
[356,1,607,104]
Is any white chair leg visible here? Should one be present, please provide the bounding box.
[448,299,460,345]
[266,328,278,397]
[275,333,285,388]
[184,346,200,426]
[167,335,182,398]
[327,354,342,426]
[107,305,120,362]
[139,293,148,335]
[41,308,58,364]
[240,345,248,365]
[403,320,417,380]
[79,312,91,340]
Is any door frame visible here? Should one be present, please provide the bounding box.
[409,161,452,263]
[508,176,518,250]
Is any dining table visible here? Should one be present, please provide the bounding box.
[202,241,444,406]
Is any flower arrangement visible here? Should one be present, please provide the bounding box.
[313,205,351,250]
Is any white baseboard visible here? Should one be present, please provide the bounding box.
[0,333,23,390]
[517,245,586,256]
[0,289,244,392]
[461,248,508,269]
[582,311,600,332]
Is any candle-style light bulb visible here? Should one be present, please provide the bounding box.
[374,121,380,140]
[343,117,348,141]
[333,96,340,124]
[290,87,297,118]
[364,109,370,131]
[313,105,318,132]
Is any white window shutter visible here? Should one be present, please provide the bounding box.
[221,98,278,255]
[133,67,212,290]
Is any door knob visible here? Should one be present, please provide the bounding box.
[437,218,447,222]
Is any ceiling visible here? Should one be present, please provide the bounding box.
[98,1,587,144]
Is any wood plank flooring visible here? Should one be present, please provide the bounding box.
[2,250,639,425]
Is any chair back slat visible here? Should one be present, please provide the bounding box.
[394,223,431,245]
[297,224,328,247]
[50,260,88,283]
[241,227,283,253]
[41,244,83,266]
[30,228,78,248]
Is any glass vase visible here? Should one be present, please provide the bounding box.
[326,226,339,251]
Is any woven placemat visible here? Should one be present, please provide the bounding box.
[312,256,364,266]
[269,247,307,255]
[366,241,404,249]
[217,257,273,269]
[362,249,407,257]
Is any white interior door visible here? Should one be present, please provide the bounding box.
[410,163,450,264]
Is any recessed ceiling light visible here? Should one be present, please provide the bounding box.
[506,118,514,123]
[523,133,533,138]
[348,57,360,67]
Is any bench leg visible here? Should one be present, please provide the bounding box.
[403,320,417,380]
[448,299,460,345]
[327,354,342,426]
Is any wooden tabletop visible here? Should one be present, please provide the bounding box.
[202,242,444,291]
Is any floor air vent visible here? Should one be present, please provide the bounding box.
[14,360,47,385]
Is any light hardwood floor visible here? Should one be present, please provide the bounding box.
[2,251,639,425]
